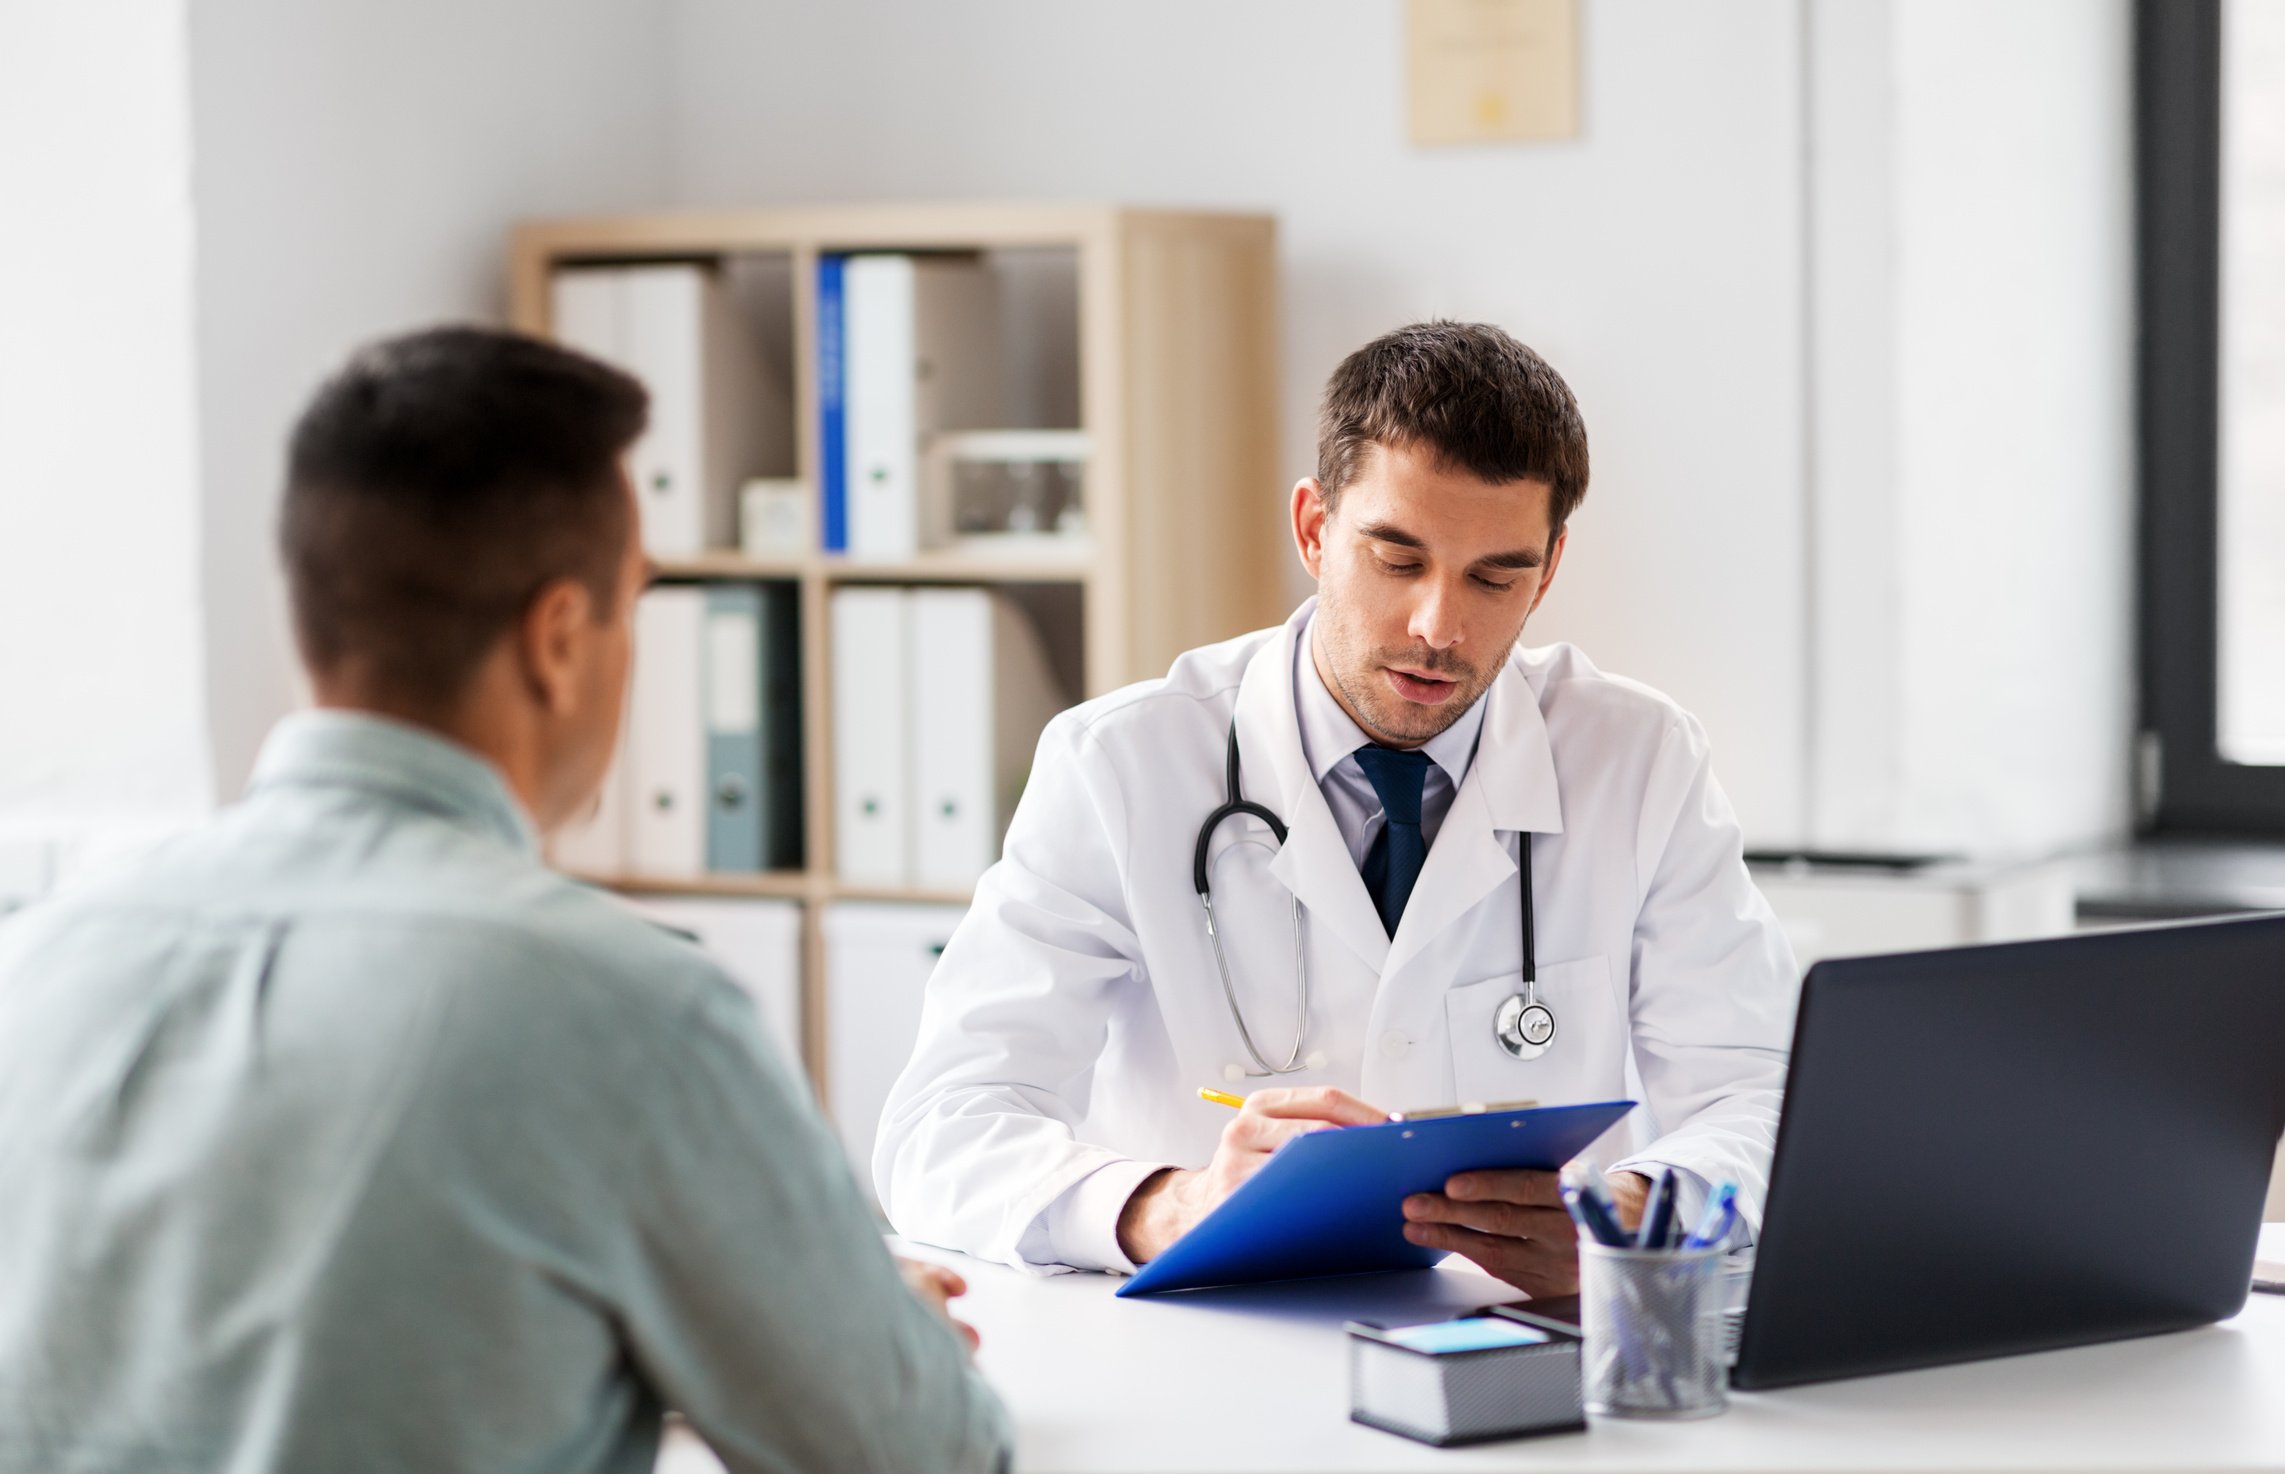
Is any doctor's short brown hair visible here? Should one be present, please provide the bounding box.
[1315,321,1590,535]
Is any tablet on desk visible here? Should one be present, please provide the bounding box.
[1116,1099,1634,1298]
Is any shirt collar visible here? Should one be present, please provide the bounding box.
[244,710,539,854]
[1293,611,1489,791]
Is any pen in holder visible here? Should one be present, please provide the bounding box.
[1577,1239,1728,1420]
[1562,1168,1734,1421]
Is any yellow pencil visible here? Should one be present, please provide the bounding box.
[1197,1087,1247,1110]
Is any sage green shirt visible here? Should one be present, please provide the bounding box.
[0,712,1009,1474]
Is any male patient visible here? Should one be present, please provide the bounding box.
[0,329,1009,1473]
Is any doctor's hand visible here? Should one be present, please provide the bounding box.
[1401,1169,1654,1297]
[897,1256,982,1360]
[1116,1086,1387,1265]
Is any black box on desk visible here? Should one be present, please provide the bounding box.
[1345,1307,1586,1447]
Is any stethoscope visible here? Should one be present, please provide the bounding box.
[1193,722,1554,1078]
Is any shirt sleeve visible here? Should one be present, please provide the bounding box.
[615,983,1012,1474]
[1608,715,1797,1240]
[1040,1159,1172,1275]
[874,711,1170,1272]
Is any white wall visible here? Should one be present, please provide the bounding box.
[1807,0,2136,855]
[0,1,210,842]
[5,0,2132,862]
[665,0,2136,856]
[665,0,1815,844]
[187,0,679,799]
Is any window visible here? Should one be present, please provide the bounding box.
[2141,0,2285,830]
[2218,1,2285,766]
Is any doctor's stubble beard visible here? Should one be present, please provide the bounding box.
[1314,615,1516,749]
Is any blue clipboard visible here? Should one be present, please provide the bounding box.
[1116,1099,1636,1297]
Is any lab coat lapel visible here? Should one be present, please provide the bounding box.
[1233,603,1393,975]
[1382,650,1565,981]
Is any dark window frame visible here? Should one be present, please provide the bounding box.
[2139,0,2285,832]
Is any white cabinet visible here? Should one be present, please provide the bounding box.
[621,895,803,1072]
[824,901,968,1195]
[1749,857,2076,970]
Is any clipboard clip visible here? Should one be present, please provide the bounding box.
[1387,1098,1539,1123]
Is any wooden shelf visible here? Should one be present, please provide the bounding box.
[818,548,1094,585]
[651,546,1095,586]
[575,870,812,900]
[650,552,809,581]
[569,869,974,909]
[512,202,1208,275]
[828,881,977,908]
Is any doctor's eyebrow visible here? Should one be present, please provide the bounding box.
[1355,520,1545,571]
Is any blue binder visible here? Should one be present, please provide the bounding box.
[1116,1099,1636,1298]
[816,255,848,553]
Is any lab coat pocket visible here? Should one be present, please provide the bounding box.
[1443,956,1622,1106]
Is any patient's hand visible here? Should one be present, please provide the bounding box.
[897,1256,981,1359]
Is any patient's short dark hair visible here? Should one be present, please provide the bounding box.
[280,326,648,710]
[1316,321,1590,536]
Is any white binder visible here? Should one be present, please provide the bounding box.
[622,895,804,1072]
[908,589,1072,890]
[538,267,633,874]
[627,587,707,875]
[549,264,786,557]
[823,901,968,1198]
[549,269,620,365]
[842,255,1003,559]
[831,586,912,885]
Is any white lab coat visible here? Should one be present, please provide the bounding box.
[876,600,1798,1273]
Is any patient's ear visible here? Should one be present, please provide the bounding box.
[519,577,592,716]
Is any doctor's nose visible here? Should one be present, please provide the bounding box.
[1407,580,1466,653]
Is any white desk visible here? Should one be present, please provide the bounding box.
[662,1224,2285,1474]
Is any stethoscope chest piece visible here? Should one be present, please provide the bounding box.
[1494,981,1557,1061]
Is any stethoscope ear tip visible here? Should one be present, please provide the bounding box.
[1304,1050,1329,1072]
[1222,1062,1247,1083]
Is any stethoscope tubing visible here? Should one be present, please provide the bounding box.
[1194,722,1538,1076]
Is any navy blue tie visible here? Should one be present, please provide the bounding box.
[1354,745,1432,936]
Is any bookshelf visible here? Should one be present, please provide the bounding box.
[507,203,1285,1087]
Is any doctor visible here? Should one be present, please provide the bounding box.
[877,321,1796,1295]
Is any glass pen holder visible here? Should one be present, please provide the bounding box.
[1578,1240,1728,1420]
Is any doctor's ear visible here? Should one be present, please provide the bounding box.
[1527,527,1569,615]
[1291,478,1333,579]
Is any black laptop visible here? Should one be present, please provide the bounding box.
[1729,912,2285,1390]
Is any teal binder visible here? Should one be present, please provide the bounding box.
[704,583,803,872]
[1116,1099,1635,1298]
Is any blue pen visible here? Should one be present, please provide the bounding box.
[1682,1181,1740,1250]
[1559,1170,1633,1248]
[1636,1168,1680,1250]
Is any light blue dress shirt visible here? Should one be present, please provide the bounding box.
[0,712,1009,1474]
[1289,610,1489,866]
